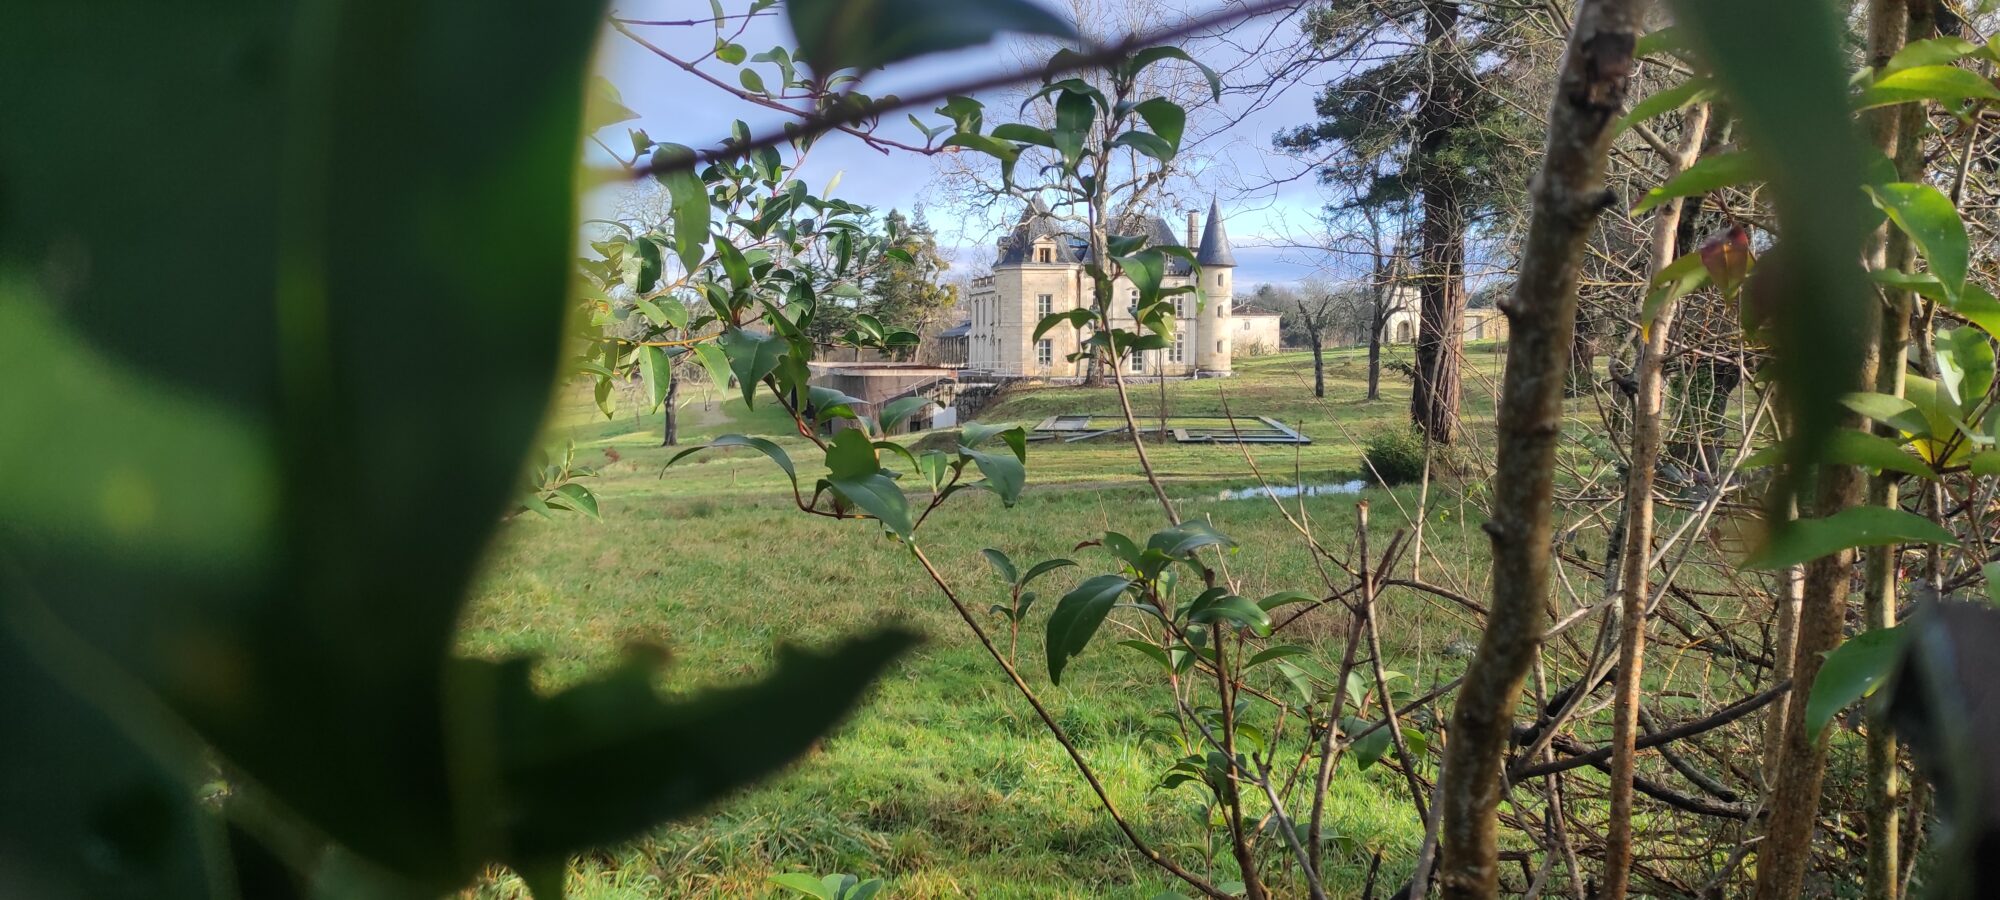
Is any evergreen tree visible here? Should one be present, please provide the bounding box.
[1275,1,1530,442]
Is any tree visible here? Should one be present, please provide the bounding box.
[1276,0,1532,442]
[1266,280,1343,399]
[868,207,959,356]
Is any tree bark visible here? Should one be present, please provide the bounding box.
[1312,338,1327,398]
[1753,3,1907,896]
[1435,3,1638,896]
[1366,328,1381,401]
[1411,0,1468,444]
[1603,102,1710,900]
[662,365,680,446]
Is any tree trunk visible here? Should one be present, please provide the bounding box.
[1411,0,1468,444]
[1366,329,1381,401]
[1603,102,1709,900]
[662,366,680,447]
[1312,339,1326,398]
[1435,3,1637,896]
[1755,3,1910,896]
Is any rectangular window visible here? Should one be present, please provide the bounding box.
[1037,339,1053,368]
[1242,320,1251,332]
[1132,350,1146,373]
[1169,330,1185,363]
[1038,246,1052,263]
[1037,293,1053,317]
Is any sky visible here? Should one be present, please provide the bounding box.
[585,0,1365,289]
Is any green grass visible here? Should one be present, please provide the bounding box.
[455,346,1654,898]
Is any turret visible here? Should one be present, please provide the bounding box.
[1194,199,1236,373]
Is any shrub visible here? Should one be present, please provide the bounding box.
[1364,427,1429,485]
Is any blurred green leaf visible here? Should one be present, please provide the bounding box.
[1631,150,1759,215]
[1745,507,1959,570]
[1805,626,1906,736]
[1855,65,2000,109]
[485,630,916,865]
[786,0,1077,74]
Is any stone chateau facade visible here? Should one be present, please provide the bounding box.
[963,199,1245,378]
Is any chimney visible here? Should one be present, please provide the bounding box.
[1186,211,1199,249]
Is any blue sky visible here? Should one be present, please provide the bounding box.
[585,1,1360,288]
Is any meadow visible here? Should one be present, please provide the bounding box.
[458,346,1536,898]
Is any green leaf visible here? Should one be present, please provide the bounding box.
[1246,644,1309,668]
[1883,36,1982,75]
[635,237,665,295]
[1256,591,1319,611]
[1635,25,1691,60]
[808,385,869,425]
[1804,625,1907,737]
[1110,130,1175,162]
[1631,150,1760,215]
[1951,283,2000,338]
[961,447,1026,506]
[1186,592,1272,636]
[1346,719,1394,769]
[825,430,914,536]
[980,548,1020,584]
[652,143,711,273]
[770,873,836,899]
[1046,575,1133,684]
[1740,430,1933,479]
[739,67,767,94]
[1123,46,1222,100]
[991,122,1057,147]
[786,0,1077,73]
[1641,249,1710,335]
[1744,506,1959,570]
[1842,392,1934,440]
[936,95,985,133]
[1937,326,1995,413]
[639,345,671,412]
[1053,89,1096,163]
[1148,521,1236,558]
[544,482,601,520]
[720,328,786,405]
[1867,182,1969,299]
[488,629,917,864]
[879,395,937,432]
[692,342,733,394]
[1132,97,1186,149]
[585,76,642,133]
[1021,558,1077,585]
[1855,65,2000,109]
[716,42,747,65]
[1614,77,1715,135]
[1118,639,1174,670]
[667,435,799,494]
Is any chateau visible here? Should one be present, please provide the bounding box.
[962,199,1249,378]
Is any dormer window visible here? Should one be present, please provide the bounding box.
[1037,245,1053,264]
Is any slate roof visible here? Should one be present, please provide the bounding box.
[993,201,1196,275]
[1195,199,1236,268]
[937,321,972,339]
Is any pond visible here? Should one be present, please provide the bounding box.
[1208,480,1369,501]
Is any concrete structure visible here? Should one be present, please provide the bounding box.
[806,362,958,435]
[964,199,1246,378]
[1381,304,1509,345]
[1231,304,1285,355]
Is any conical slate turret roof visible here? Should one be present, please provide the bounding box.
[1195,199,1236,268]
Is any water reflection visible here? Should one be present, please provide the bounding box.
[1210,480,1368,501]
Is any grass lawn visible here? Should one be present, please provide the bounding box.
[456,345,1633,898]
